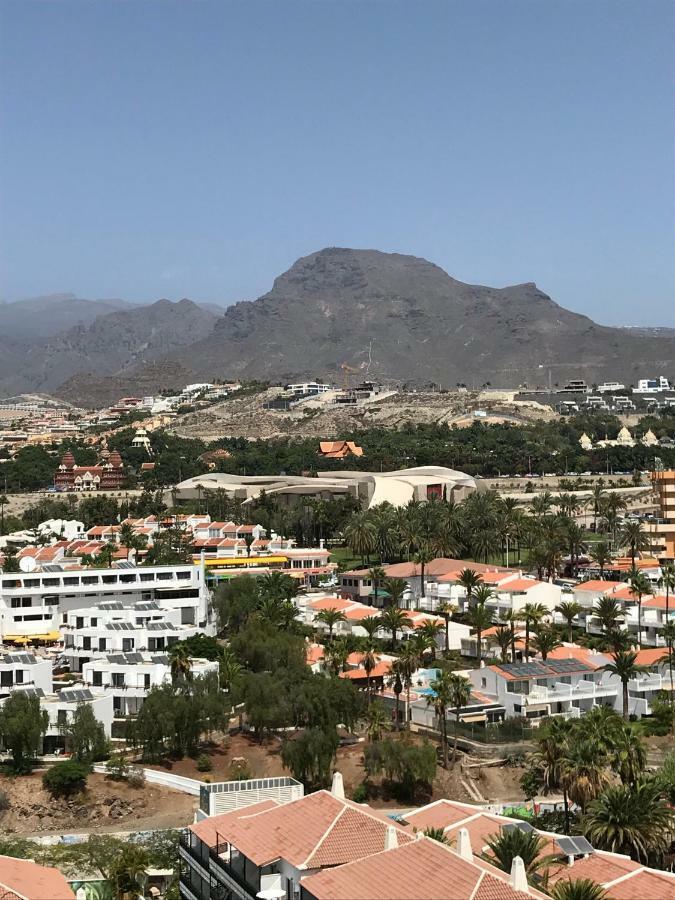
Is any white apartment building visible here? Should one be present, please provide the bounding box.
[573,579,672,648]
[426,571,562,617]
[597,382,626,393]
[636,376,671,393]
[0,651,52,698]
[82,652,219,717]
[0,562,212,643]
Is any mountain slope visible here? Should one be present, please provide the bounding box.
[0,299,218,397]
[168,247,675,388]
[0,293,133,342]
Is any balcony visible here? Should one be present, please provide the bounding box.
[629,674,673,693]
[527,680,618,704]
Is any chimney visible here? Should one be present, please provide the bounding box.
[509,857,529,895]
[331,771,345,799]
[456,827,473,861]
[384,825,398,851]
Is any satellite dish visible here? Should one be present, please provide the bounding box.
[19,556,37,573]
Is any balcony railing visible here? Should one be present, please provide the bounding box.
[527,680,618,703]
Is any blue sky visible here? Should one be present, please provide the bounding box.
[1,0,673,324]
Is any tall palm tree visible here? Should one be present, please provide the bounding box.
[467,601,493,667]
[323,637,349,676]
[169,644,192,685]
[556,600,582,644]
[531,624,561,661]
[659,562,675,632]
[359,615,382,646]
[388,659,404,730]
[562,740,610,812]
[384,576,408,610]
[437,601,456,655]
[529,716,575,833]
[593,596,624,636]
[601,650,646,719]
[446,673,472,763]
[457,568,483,609]
[413,545,434,601]
[583,779,675,863]
[492,622,513,664]
[531,490,554,518]
[378,606,409,650]
[566,521,586,578]
[415,619,444,660]
[589,482,607,533]
[364,701,390,742]
[620,521,651,569]
[344,513,376,564]
[315,607,347,639]
[627,569,652,649]
[521,602,548,659]
[659,620,675,730]
[362,647,380,705]
[368,565,386,607]
[609,722,646,786]
[589,541,611,578]
[397,643,418,729]
[550,880,608,900]
[426,670,454,767]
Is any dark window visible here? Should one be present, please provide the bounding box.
[82,637,91,651]
[92,671,103,687]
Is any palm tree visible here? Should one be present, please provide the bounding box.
[315,607,347,639]
[493,621,514,664]
[378,606,409,650]
[531,625,561,661]
[550,879,608,900]
[601,650,646,719]
[531,490,554,518]
[529,716,575,833]
[556,600,582,643]
[388,659,404,730]
[582,779,675,863]
[446,672,472,763]
[562,740,610,812]
[620,521,651,569]
[589,541,611,578]
[659,562,675,636]
[457,568,483,609]
[521,602,548,659]
[397,643,418,729]
[384,576,408,610]
[362,647,380,705]
[344,513,376,564]
[467,601,493,667]
[427,670,454,767]
[368,565,386,607]
[258,570,298,603]
[627,569,652,649]
[0,494,8,534]
[323,637,349,676]
[609,722,646,786]
[437,601,456,655]
[659,620,675,729]
[484,827,555,877]
[413,545,434,601]
[364,701,390,742]
[169,644,192,685]
[589,482,607,533]
[423,827,450,845]
[219,647,242,694]
[593,596,624,636]
[359,615,382,646]
[415,619,444,661]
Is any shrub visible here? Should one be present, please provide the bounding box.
[229,758,251,781]
[105,754,129,781]
[351,782,368,803]
[127,768,146,789]
[42,759,89,797]
[196,753,213,773]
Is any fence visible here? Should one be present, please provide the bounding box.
[93,764,202,796]
[200,776,304,815]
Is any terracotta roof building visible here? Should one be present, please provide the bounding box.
[0,855,75,900]
[54,449,126,491]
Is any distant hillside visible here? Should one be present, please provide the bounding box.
[5,249,675,406]
[0,293,133,341]
[166,248,675,389]
[0,298,218,398]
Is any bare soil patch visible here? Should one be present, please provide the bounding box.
[0,771,197,836]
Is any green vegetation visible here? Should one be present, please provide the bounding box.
[0,692,48,773]
[42,759,90,797]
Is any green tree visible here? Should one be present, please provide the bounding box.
[582,779,675,863]
[609,722,646,786]
[315,607,347,639]
[378,606,409,650]
[367,565,386,606]
[550,879,608,900]
[281,727,339,789]
[363,737,436,801]
[415,619,445,661]
[528,716,575,833]
[521,601,548,659]
[556,600,582,644]
[168,644,193,686]
[601,650,646,719]
[627,568,652,649]
[384,576,408,610]
[344,513,377,564]
[457,568,483,608]
[364,701,391,742]
[592,596,624,637]
[467,600,493,667]
[562,740,610,812]
[620,521,651,569]
[0,692,48,773]
[445,672,471,763]
[484,827,555,877]
[426,669,461,768]
[531,624,561,661]
[43,759,89,797]
[62,703,109,763]
[589,541,611,578]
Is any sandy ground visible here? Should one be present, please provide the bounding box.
[0,771,197,836]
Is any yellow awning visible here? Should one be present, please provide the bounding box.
[460,713,488,723]
[2,635,31,644]
[202,555,289,567]
[33,631,62,642]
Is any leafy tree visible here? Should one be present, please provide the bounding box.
[556,600,582,644]
[281,727,339,789]
[212,575,260,633]
[415,619,445,661]
[550,879,609,900]
[627,569,652,648]
[562,740,610,812]
[43,759,89,797]
[457,568,483,607]
[363,737,436,801]
[528,716,575,833]
[384,576,408,610]
[531,624,561,661]
[230,620,306,673]
[168,644,193,685]
[378,606,409,649]
[315,607,347,639]
[467,601,493,667]
[601,650,646,719]
[423,827,450,845]
[364,701,391,743]
[583,779,675,863]
[609,722,646,786]
[0,692,48,773]
[62,703,109,763]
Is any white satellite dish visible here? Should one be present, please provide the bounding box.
[19,556,37,573]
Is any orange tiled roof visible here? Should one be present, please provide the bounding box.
[189,799,280,848]
[635,647,666,666]
[575,580,624,593]
[310,597,353,612]
[403,799,481,832]
[343,605,380,621]
[340,660,392,680]
[0,856,76,900]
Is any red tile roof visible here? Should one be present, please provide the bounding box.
[189,800,280,848]
[403,799,481,832]
[300,836,535,900]
[0,856,76,900]
[310,597,353,612]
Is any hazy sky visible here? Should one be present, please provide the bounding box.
[1,0,673,324]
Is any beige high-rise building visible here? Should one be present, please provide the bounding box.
[648,470,675,560]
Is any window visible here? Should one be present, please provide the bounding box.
[82,637,91,651]
[122,638,134,652]
[177,571,191,580]
[15,670,24,684]
[82,576,98,585]
[92,671,103,687]
[481,677,487,688]
[144,674,151,688]
[102,575,117,584]
[57,709,68,727]
[112,673,125,688]
[157,572,172,581]
[76,617,84,629]
[10,598,20,608]
[21,598,32,607]
[98,638,106,651]
[90,618,98,627]
[63,577,79,586]
[140,574,154,582]
[24,614,41,621]
[0,672,12,687]
[42,578,60,587]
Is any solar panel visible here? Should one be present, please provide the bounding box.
[570,836,594,855]
[151,654,169,665]
[107,653,126,664]
[556,836,593,856]
[502,822,534,834]
[548,659,591,674]
[502,662,546,677]
[117,560,137,569]
[42,564,63,573]
[126,652,144,663]
[13,687,44,698]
